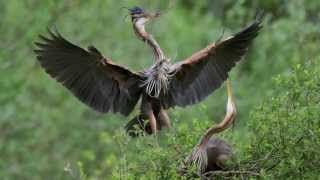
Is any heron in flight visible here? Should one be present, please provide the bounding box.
[34,7,262,135]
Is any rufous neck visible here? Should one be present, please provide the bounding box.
[199,80,237,146]
[133,20,165,61]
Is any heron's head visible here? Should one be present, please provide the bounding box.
[129,7,160,25]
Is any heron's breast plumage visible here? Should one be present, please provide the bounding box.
[140,60,175,98]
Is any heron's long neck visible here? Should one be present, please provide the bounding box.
[199,80,237,146]
[133,20,165,61]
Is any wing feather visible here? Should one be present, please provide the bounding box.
[162,17,262,108]
[34,30,142,116]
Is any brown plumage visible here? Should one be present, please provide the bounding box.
[187,80,237,173]
[34,7,262,135]
[162,19,262,108]
[34,32,142,116]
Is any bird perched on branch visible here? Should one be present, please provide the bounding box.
[34,7,262,135]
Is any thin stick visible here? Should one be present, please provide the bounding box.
[204,170,261,177]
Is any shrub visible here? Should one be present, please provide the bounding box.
[109,61,320,179]
[245,61,320,179]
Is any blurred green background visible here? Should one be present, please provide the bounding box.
[0,0,319,179]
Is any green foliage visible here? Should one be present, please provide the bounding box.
[0,0,319,179]
[109,118,217,179]
[109,60,320,180]
[247,62,320,179]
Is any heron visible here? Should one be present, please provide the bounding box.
[187,79,236,173]
[34,7,262,135]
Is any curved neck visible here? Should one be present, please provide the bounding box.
[133,19,165,61]
[199,80,237,146]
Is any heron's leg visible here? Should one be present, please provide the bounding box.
[146,108,157,134]
[158,108,171,129]
[141,98,157,135]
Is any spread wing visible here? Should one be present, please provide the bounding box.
[162,18,262,108]
[34,30,142,116]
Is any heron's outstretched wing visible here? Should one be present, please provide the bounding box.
[34,30,142,116]
[162,18,262,108]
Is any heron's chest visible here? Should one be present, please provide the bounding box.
[140,61,174,98]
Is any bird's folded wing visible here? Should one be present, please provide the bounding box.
[161,18,262,109]
[34,30,142,116]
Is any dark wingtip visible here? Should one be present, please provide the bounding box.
[45,25,63,40]
[34,26,62,57]
[254,10,265,26]
[246,10,264,35]
[33,49,42,55]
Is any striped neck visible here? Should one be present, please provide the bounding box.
[133,18,165,61]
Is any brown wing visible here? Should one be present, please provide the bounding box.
[161,18,262,108]
[34,30,142,116]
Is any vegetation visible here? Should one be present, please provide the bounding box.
[0,0,319,179]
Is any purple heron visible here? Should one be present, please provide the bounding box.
[34,7,262,135]
[187,80,236,173]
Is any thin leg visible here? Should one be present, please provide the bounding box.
[158,108,171,129]
[141,97,157,134]
[147,110,157,134]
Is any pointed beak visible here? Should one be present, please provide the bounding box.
[139,11,160,21]
[147,12,160,19]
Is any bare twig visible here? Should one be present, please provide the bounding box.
[204,170,261,177]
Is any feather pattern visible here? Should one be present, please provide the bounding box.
[161,17,263,108]
[34,30,142,116]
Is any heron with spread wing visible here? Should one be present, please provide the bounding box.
[34,7,262,135]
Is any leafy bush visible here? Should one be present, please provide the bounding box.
[246,61,320,179]
[107,61,320,179]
